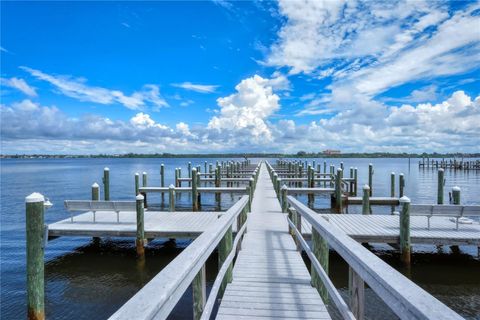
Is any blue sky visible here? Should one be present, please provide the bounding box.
[1,0,479,154]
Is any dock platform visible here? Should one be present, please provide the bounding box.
[216,164,330,319]
[48,211,232,239]
[300,214,480,245]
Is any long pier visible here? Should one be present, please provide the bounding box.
[216,163,329,319]
[24,159,479,320]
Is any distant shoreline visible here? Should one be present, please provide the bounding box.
[1,153,479,159]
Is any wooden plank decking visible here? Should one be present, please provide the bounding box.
[48,211,231,239]
[216,164,330,319]
[300,214,480,245]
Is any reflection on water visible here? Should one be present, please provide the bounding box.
[1,158,479,319]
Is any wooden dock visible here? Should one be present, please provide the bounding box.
[299,214,480,245]
[26,159,472,320]
[48,211,235,239]
[216,164,330,319]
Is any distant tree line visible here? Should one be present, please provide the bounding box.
[2,151,480,159]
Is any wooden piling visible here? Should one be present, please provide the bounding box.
[142,172,147,187]
[368,163,373,196]
[390,172,395,198]
[192,266,206,320]
[192,168,198,211]
[134,173,139,196]
[188,162,192,187]
[349,267,365,320]
[246,185,252,212]
[437,169,444,204]
[334,168,342,213]
[362,185,370,215]
[91,183,99,201]
[169,184,175,212]
[452,186,461,205]
[135,194,145,259]
[160,164,165,203]
[399,196,411,265]
[142,172,148,207]
[399,173,405,197]
[218,226,233,298]
[103,167,110,201]
[26,193,45,320]
[311,228,329,303]
[281,185,288,213]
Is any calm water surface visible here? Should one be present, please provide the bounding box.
[1,157,479,319]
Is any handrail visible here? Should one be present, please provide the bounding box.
[286,217,355,320]
[200,221,248,320]
[108,195,249,320]
[287,196,462,320]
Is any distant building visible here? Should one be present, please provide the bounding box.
[323,149,341,155]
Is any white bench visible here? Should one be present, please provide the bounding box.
[399,204,480,230]
[64,200,136,223]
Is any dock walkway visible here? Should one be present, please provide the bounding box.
[216,164,330,319]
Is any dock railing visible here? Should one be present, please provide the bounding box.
[286,195,463,320]
[108,195,250,320]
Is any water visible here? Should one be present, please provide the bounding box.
[1,157,479,319]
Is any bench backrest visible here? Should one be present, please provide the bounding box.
[64,200,136,212]
[410,204,480,217]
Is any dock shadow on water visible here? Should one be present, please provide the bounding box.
[303,246,480,320]
[42,238,218,320]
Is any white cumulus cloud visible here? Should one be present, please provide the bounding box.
[208,75,280,141]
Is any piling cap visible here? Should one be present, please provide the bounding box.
[337,168,342,172]
[362,184,370,190]
[143,171,147,175]
[249,177,254,181]
[192,168,197,172]
[452,186,461,191]
[169,184,175,188]
[104,167,110,171]
[135,172,139,176]
[26,192,44,203]
[399,196,411,203]
[92,182,99,188]
[391,172,395,175]
[438,168,444,172]
[136,194,144,200]
[281,184,288,190]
